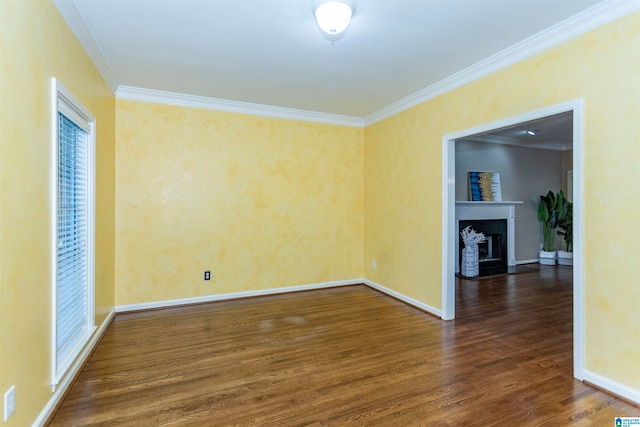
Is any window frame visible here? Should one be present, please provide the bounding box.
[50,78,96,388]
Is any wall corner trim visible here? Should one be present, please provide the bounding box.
[33,309,117,427]
[582,370,640,406]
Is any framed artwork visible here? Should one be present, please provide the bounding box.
[468,171,502,201]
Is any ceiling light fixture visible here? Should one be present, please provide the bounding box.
[315,1,353,36]
[526,130,537,136]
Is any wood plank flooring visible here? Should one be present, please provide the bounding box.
[48,265,637,425]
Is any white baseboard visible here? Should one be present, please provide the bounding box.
[33,309,116,427]
[459,259,540,272]
[116,279,363,313]
[582,369,640,405]
[516,259,540,265]
[362,279,442,318]
[116,278,443,319]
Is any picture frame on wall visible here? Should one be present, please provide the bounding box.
[468,171,502,201]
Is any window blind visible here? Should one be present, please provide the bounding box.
[55,111,90,372]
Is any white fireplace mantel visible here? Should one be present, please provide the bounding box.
[455,201,523,272]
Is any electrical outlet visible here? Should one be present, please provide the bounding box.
[4,385,15,421]
[204,270,211,280]
[371,261,376,270]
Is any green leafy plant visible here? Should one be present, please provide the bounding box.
[537,190,566,252]
[557,200,573,252]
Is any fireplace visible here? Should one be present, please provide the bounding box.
[455,201,522,276]
[459,219,507,276]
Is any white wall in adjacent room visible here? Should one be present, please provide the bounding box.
[455,140,567,261]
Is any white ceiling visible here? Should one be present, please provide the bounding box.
[54,0,634,123]
[460,111,574,151]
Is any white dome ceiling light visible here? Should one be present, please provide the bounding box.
[314,1,353,36]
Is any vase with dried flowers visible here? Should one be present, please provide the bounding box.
[460,225,486,277]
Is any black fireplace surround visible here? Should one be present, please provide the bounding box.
[459,219,508,276]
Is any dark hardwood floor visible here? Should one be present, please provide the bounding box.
[48,265,637,425]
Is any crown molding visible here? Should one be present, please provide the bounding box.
[56,0,638,127]
[363,0,640,126]
[52,0,119,93]
[116,86,365,128]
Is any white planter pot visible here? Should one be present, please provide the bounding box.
[539,250,557,265]
[557,250,573,266]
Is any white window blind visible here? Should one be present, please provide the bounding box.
[56,111,89,362]
[52,80,95,387]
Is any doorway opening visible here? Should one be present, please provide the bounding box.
[441,100,584,380]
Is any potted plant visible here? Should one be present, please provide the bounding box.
[556,199,573,265]
[537,190,566,265]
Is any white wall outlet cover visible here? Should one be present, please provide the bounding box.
[4,385,15,421]
[371,261,376,270]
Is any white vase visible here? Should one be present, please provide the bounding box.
[557,250,573,265]
[539,250,557,265]
[461,244,479,277]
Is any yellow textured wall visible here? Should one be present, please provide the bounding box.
[0,1,115,425]
[2,1,636,423]
[115,100,364,306]
[364,12,640,390]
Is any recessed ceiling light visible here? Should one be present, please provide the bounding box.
[526,130,537,136]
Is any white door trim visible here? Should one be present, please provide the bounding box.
[441,99,585,380]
